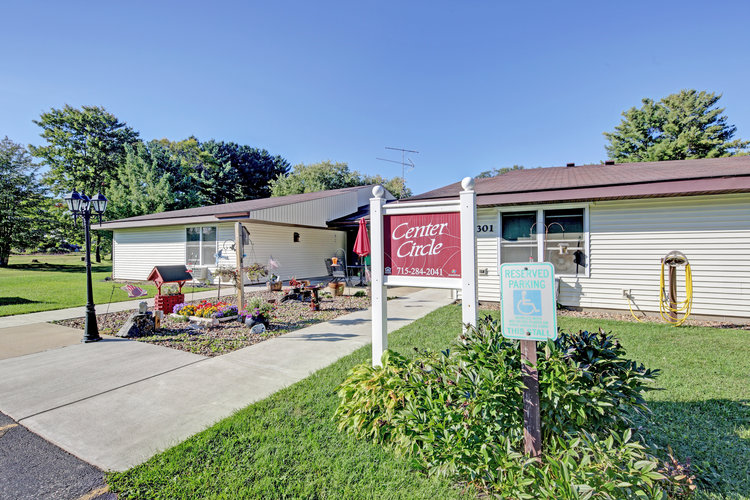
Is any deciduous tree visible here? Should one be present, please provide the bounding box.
[476,165,524,178]
[30,105,140,261]
[270,161,410,199]
[0,137,47,266]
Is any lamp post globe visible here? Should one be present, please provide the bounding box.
[90,192,108,216]
[64,188,103,343]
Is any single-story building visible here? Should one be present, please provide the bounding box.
[403,156,750,322]
[99,185,395,284]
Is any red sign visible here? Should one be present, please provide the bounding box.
[383,212,461,278]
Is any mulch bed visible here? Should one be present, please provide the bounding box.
[478,301,750,330]
[56,291,370,357]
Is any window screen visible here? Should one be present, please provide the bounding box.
[186,227,201,266]
[186,226,217,266]
[201,227,217,266]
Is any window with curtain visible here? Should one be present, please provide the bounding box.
[186,226,217,266]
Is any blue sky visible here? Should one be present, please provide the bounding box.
[2,1,749,195]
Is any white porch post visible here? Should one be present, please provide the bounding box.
[370,186,387,367]
[460,177,478,330]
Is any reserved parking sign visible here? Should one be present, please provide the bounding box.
[500,262,557,341]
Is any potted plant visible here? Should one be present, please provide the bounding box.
[289,277,303,294]
[246,263,268,283]
[240,297,274,328]
[267,273,282,291]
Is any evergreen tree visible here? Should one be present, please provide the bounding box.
[604,90,749,162]
[201,140,290,201]
[108,143,174,219]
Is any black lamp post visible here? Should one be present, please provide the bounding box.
[63,189,108,343]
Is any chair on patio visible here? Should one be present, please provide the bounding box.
[331,248,351,284]
[324,258,333,276]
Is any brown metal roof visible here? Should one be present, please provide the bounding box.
[407,156,750,206]
[101,185,372,226]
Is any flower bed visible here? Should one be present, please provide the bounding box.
[55,291,370,357]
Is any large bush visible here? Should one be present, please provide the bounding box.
[334,317,692,497]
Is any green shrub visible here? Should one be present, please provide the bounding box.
[335,317,672,496]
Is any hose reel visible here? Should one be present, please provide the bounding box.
[627,250,693,326]
[659,250,693,326]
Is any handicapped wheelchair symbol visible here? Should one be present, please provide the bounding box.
[514,289,542,317]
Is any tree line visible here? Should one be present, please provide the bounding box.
[1,89,748,266]
[0,105,409,266]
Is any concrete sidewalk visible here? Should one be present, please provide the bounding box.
[0,288,451,472]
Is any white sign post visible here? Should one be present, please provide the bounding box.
[370,177,478,367]
[500,261,556,460]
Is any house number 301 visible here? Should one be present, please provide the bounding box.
[476,224,494,233]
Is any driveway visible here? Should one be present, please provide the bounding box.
[0,288,451,472]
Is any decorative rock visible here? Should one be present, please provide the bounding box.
[116,312,155,338]
[250,323,266,334]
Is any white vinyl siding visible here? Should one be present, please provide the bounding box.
[112,227,186,280]
[113,222,346,284]
[475,194,750,319]
[476,208,501,302]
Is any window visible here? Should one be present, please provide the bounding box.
[500,207,587,275]
[186,226,217,266]
[500,212,538,264]
[544,209,584,275]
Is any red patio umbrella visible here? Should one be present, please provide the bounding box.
[353,217,370,257]
[353,217,371,285]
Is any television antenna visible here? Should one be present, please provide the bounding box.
[376,146,418,196]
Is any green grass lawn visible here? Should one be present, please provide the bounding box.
[0,254,208,316]
[108,306,750,499]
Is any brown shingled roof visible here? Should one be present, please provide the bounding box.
[103,185,372,225]
[407,156,750,206]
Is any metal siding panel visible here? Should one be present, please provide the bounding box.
[250,192,358,227]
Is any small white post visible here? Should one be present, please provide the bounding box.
[235,222,245,312]
[370,186,388,367]
[460,177,478,330]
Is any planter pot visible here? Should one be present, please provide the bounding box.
[188,316,219,326]
[155,293,185,314]
[245,317,269,328]
[267,281,282,292]
[216,315,238,323]
[328,282,345,296]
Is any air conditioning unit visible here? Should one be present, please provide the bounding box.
[191,266,209,281]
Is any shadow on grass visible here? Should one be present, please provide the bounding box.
[0,297,44,306]
[636,399,750,497]
[5,262,113,273]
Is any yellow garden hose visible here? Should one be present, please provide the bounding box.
[626,251,693,326]
[659,252,693,326]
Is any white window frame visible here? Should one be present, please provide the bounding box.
[185,225,218,267]
[496,203,590,278]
